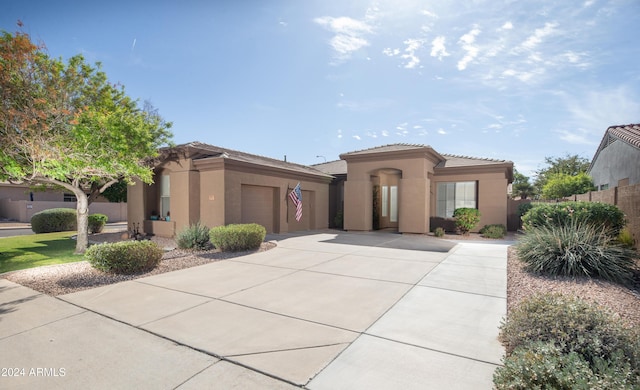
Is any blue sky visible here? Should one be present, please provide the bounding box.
[3,0,639,177]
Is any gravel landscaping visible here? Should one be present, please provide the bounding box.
[2,231,275,296]
[2,229,639,329]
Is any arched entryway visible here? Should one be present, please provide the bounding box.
[372,169,401,231]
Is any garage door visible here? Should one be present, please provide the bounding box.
[241,185,275,233]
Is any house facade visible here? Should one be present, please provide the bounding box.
[588,124,640,189]
[127,143,333,237]
[129,142,513,237]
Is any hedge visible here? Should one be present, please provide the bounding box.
[31,208,77,233]
[209,223,266,252]
[85,240,163,274]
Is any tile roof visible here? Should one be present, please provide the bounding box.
[436,154,512,168]
[589,124,640,171]
[340,143,434,156]
[606,124,640,149]
[312,160,347,175]
[166,142,333,179]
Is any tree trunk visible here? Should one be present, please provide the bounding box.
[75,192,90,254]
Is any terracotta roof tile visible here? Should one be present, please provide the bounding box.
[340,143,433,156]
[167,142,333,178]
[437,154,512,168]
[312,160,347,175]
[607,124,640,149]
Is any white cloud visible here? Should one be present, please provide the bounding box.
[556,128,595,145]
[430,36,450,60]
[501,21,513,30]
[381,130,389,137]
[519,22,557,51]
[457,27,481,70]
[337,129,343,139]
[437,128,447,135]
[401,38,424,69]
[353,135,361,140]
[314,16,374,63]
[421,9,438,18]
[383,48,400,56]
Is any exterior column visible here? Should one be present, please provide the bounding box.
[398,177,429,234]
[343,178,372,231]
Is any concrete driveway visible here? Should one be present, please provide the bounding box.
[0,231,508,389]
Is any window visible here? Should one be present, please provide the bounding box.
[160,174,170,218]
[63,193,76,202]
[436,181,476,218]
[389,186,398,222]
[381,186,388,217]
[599,184,609,190]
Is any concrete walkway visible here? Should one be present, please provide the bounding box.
[0,232,509,389]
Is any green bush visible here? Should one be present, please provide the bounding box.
[522,201,625,236]
[176,221,212,250]
[516,220,637,284]
[433,227,445,237]
[209,223,266,252]
[499,293,640,382]
[618,228,636,249]
[494,341,637,390]
[480,224,506,239]
[517,202,533,219]
[31,208,77,233]
[88,213,108,234]
[85,240,163,274]
[452,208,480,235]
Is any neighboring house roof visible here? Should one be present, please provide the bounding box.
[589,124,640,170]
[162,142,334,179]
[312,160,347,176]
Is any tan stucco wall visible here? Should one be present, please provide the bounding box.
[222,168,329,233]
[431,171,509,230]
[129,153,330,237]
[343,156,436,234]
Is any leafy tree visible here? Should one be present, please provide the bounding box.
[541,172,595,199]
[0,27,172,253]
[511,169,535,199]
[100,179,128,203]
[533,154,591,194]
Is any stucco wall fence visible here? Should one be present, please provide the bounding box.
[0,199,127,223]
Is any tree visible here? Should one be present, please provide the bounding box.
[0,27,172,253]
[541,172,595,199]
[533,154,591,194]
[511,169,536,199]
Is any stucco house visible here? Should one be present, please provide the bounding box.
[588,124,640,190]
[128,142,513,237]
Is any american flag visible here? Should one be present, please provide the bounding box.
[289,182,302,222]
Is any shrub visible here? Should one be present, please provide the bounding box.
[522,201,625,236]
[85,240,163,274]
[334,210,344,229]
[516,202,533,219]
[209,223,266,252]
[494,341,637,390]
[433,227,445,237]
[499,293,640,380]
[516,220,637,284]
[176,221,212,250]
[480,224,506,239]
[618,228,636,249]
[494,342,597,390]
[452,208,480,235]
[88,213,108,234]
[31,208,77,233]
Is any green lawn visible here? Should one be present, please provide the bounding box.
[0,232,84,273]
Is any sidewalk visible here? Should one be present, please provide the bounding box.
[0,232,508,389]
